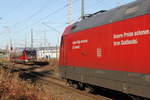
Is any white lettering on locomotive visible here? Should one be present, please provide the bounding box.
[121,39,138,45]
[72,39,88,49]
[113,29,150,46]
[72,39,88,45]
[72,45,80,49]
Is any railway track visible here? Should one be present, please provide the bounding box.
[21,69,111,100]
[0,63,112,100]
[34,74,109,100]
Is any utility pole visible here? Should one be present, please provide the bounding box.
[41,30,47,47]
[81,0,85,19]
[4,26,13,51]
[67,0,73,24]
[25,33,27,48]
[31,28,33,49]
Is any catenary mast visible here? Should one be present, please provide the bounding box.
[67,0,73,24]
[81,0,84,19]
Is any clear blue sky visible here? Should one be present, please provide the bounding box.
[0,0,135,49]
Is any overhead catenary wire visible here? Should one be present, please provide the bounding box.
[95,0,107,8]
[0,0,55,35]
[12,0,51,27]
[73,0,106,21]
[14,0,79,33]
[2,0,25,24]
[4,0,25,17]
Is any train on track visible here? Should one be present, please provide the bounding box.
[10,48,37,64]
[59,0,150,99]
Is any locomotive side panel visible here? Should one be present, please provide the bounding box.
[60,14,150,98]
[59,0,150,98]
[65,14,150,74]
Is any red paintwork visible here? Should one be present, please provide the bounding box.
[59,14,150,74]
[19,50,28,60]
[11,49,29,62]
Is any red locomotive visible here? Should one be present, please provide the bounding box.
[10,48,37,64]
[59,0,150,99]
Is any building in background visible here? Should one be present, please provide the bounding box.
[36,46,59,60]
[0,49,9,62]
[11,46,59,61]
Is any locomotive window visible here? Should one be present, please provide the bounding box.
[26,50,36,56]
[71,25,76,30]
[71,22,79,33]
[60,37,64,47]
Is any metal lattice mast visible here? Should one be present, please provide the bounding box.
[67,0,73,24]
[31,28,33,49]
[81,0,84,19]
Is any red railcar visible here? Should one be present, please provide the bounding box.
[11,49,37,63]
[59,0,150,99]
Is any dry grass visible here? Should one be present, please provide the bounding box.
[0,61,101,100]
[48,59,59,73]
[0,68,56,100]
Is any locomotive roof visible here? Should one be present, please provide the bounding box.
[70,0,150,33]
